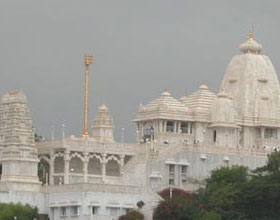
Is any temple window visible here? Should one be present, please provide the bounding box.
[181,122,188,133]
[70,206,79,216]
[181,165,187,174]
[92,206,99,215]
[143,126,154,142]
[213,130,217,142]
[106,159,120,176]
[169,164,175,173]
[264,128,277,140]
[60,207,67,217]
[169,178,174,185]
[166,121,174,132]
[107,207,121,216]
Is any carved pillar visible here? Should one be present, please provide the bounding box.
[120,155,125,173]
[159,120,163,132]
[141,122,144,140]
[101,153,107,182]
[174,121,177,133]
[178,121,182,133]
[154,120,158,132]
[261,127,265,139]
[64,150,70,184]
[83,152,89,183]
[120,155,125,184]
[50,151,55,185]
[163,121,167,132]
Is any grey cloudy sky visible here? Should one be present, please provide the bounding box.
[0,1,279,142]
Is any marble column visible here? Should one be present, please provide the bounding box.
[101,153,107,182]
[120,155,125,173]
[261,127,265,139]
[50,151,55,185]
[64,150,70,184]
[83,152,89,183]
[164,121,167,132]
[141,122,144,139]
[178,121,182,133]
[174,121,177,133]
[159,120,163,132]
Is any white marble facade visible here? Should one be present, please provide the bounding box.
[0,33,279,220]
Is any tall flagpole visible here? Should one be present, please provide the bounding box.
[83,54,93,138]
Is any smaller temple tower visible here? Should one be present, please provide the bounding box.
[0,91,39,184]
[92,105,114,142]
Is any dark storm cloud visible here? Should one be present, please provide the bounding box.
[0,0,279,141]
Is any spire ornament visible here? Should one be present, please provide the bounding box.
[83,53,93,138]
[249,25,254,40]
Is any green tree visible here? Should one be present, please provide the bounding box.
[193,210,222,220]
[0,203,38,220]
[151,152,280,220]
[118,210,144,220]
[198,166,249,220]
[153,188,198,220]
[237,151,280,220]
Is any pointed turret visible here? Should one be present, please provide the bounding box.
[0,90,39,184]
[92,105,114,143]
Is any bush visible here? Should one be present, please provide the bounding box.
[0,203,38,220]
[118,210,144,220]
[153,188,198,220]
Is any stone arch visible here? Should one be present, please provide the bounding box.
[69,152,84,161]
[105,155,120,165]
[69,155,83,173]
[106,159,120,176]
[38,158,50,185]
[54,156,64,173]
[88,155,102,175]
[39,155,50,164]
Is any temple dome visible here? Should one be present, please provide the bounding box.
[142,90,189,113]
[98,104,109,112]
[181,83,217,116]
[134,90,192,122]
[220,33,280,126]
[240,34,262,54]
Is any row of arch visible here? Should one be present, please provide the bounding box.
[38,152,124,185]
[52,156,119,176]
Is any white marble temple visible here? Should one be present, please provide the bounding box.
[0,32,279,220]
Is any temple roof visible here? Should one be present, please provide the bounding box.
[143,90,188,112]
[240,31,262,54]
[134,90,192,122]
[2,90,27,104]
[220,33,280,126]
[181,83,217,114]
[210,91,238,128]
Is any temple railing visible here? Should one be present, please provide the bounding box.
[45,182,142,194]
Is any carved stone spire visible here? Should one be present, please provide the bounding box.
[92,105,114,143]
[0,90,39,184]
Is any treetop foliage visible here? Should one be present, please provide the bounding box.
[0,203,38,220]
[152,151,280,220]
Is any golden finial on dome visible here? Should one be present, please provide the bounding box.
[249,25,254,40]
